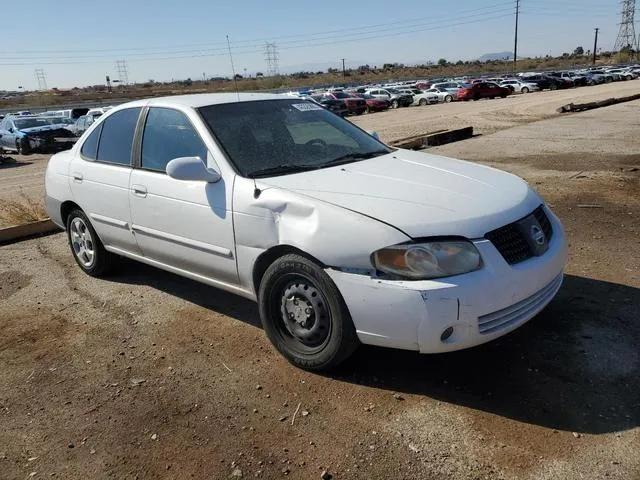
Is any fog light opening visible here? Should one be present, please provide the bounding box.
[440,326,454,342]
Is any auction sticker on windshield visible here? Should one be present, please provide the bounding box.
[292,103,323,111]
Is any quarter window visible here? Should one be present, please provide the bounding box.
[80,123,102,160]
[141,108,208,172]
[96,107,141,166]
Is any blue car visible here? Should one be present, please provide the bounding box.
[0,115,76,154]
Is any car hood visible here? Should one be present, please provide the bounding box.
[260,149,541,239]
[19,125,69,134]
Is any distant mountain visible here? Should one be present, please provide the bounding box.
[478,51,513,61]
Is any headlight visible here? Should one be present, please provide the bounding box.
[372,241,482,280]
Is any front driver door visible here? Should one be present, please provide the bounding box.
[128,107,238,286]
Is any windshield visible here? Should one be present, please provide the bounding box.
[14,118,51,129]
[199,99,392,178]
[331,92,350,99]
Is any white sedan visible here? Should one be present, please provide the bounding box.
[424,88,456,103]
[500,79,540,93]
[398,88,439,106]
[45,93,567,370]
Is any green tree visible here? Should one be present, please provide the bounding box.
[573,46,584,56]
[438,58,448,66]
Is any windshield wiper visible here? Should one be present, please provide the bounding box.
[249,163,320,178]
[319,149,390,168]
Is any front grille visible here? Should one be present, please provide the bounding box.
[485,206,553,265]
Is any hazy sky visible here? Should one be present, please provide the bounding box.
[0,0,622,90]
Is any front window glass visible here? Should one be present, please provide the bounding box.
[199,100,391,178]
[141,108,208,172]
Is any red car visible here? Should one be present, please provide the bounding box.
[456,82,511,101]
[350,93,390,113]
[323,91,367,115]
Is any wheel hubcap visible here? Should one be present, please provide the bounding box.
[279,281,330,348]
[70,217,95,267]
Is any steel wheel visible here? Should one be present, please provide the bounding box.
[258,254,359,370]
[70,217,95,268]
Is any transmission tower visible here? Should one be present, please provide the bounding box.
[614,0,638,51]
[264,42,280,76]
[115,60,129,85]
[34,68,47,90]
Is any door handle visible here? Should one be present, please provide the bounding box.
[131,184,147,197]
[72,172,83,182]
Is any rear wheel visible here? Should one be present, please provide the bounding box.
[473,94,481,101]
[550,83,558,90]
[258,254,359,371]
[444,95,453,103]
[14,140,22,155]
[66,209,114,277]
[391,99,399,109]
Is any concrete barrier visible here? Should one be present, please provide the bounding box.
[0,219,60,244]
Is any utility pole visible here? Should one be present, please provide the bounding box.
[593,28,599,65]
[342,58,346,78]
[513,0,520,72]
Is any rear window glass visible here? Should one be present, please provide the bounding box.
[96,108,141,166]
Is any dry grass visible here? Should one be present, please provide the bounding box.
[0,193,48,228]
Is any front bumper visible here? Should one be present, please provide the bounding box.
[326,207,567,353]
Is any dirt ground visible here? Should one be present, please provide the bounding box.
[0,92,639,480]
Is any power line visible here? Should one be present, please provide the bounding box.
[1,1,516,57]
[0,12,514,66]
[614,0,638,51]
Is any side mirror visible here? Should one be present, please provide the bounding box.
[367,131,380,141]
[8,127,14,133]
[166,156,221,183]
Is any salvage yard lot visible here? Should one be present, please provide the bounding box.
[1,89,639,479]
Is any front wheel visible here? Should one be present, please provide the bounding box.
[66,209,114,277]
[258,254,359,371]
[418,98,427,106]
[444,95,453,103]
[391,99,399,109]
[521,87,529,94]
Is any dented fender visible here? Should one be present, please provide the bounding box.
[232,176,410,295]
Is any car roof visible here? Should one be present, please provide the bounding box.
[116,92,290,110]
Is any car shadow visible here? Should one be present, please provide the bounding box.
[0,157,32,168]
[108,264,639,434]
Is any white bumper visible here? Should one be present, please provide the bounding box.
[326,208,568,353]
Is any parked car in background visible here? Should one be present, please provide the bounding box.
[323,91,367,115]
[364,88,413,108]
[309,95,349,117]
[430,82,466,93]
[398,88,439,106]
[0,115,76,154]
[499,79,539,93]
[424,87,455,103]
[68,114,100,136]
[521,75,569,90]
[39,108,90,120]
[352,94,390,113]
[456,82,511,101]
[45,93,567,371]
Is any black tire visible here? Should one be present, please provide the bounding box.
[521,87,529,94]
[473,94,481,101]
[66,209,114,277]
[444,95,453,103]
[258,254,359,371]
[391,99,399,109]
[418,98,427,106]
[500,93,507,98]
[366,106,371,114]
[550,83,558,91]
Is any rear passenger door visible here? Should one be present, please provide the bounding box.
[69,107,142,254]
[128,107,238,285]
